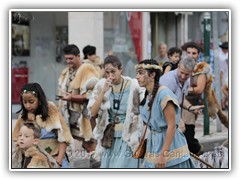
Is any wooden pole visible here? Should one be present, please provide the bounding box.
[190,152,214,168]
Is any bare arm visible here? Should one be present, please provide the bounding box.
[61,92,87,103]
[183,97,204,114]
[182,96,192,109]
[90,78,112,117]
[222,84,228,97]
[162,102,176,154]
[156,101,176,168]
[188,74,207,95]
[56,142,67,168]
[163,65,171,74]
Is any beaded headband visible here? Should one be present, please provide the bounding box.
[21,89,38,96]
[135,64,162,70]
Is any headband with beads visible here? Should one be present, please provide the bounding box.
[21,89,38,96]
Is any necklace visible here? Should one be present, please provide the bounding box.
[112,78,123,91]
[111,79,128,124]
[66,68,77,92]
[112,78,124,110]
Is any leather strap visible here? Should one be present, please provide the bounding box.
[139,86,161,145]
[140,110,152,143]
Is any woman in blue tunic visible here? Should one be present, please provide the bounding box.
[135,59,195,168]
[88,55,144,168]
[12,83,73,168]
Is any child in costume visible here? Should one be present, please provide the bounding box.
[12,122,58,168]
[12,83,73,168]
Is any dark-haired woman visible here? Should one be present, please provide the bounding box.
[88,55,145,168]
[136,59,195,168]
[12,82,73,168]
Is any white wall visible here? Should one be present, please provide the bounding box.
[12,12,68,116]
[142,12,151,60]
[68,12,104,59]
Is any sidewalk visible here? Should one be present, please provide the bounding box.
[194,111,229,152]
[11,110,229,168]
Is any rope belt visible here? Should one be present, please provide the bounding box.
[150,125,179,134]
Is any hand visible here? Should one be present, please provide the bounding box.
[55,158,62,168]
[102,78,112,93]
[61,92,72,101]
[55,95,63,100]
[189,105,204,114]
[155,154,167,168]
[56,161,62,168]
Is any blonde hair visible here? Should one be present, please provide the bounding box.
[21,122,41,139]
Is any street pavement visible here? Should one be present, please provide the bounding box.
[194,111,229,152]
[11,110,229,169]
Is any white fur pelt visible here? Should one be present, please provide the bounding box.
[195,146,228,168]
[87,76,145,156]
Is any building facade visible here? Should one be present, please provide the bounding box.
[11,10,229,115]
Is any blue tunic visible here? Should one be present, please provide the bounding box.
[140,86,195,168]
[100,85,139,168]
[40,129,69,168]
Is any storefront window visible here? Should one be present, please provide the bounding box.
[104,12,142,78]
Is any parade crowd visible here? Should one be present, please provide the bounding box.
[12,41,229,169]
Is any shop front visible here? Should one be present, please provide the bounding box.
[103,12,143,78]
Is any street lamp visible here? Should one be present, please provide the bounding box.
[203,12,211,135]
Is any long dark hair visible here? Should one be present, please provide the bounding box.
[16,82,49,121]
[138,59,161,110]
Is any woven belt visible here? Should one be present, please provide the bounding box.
[150,125,178,134]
